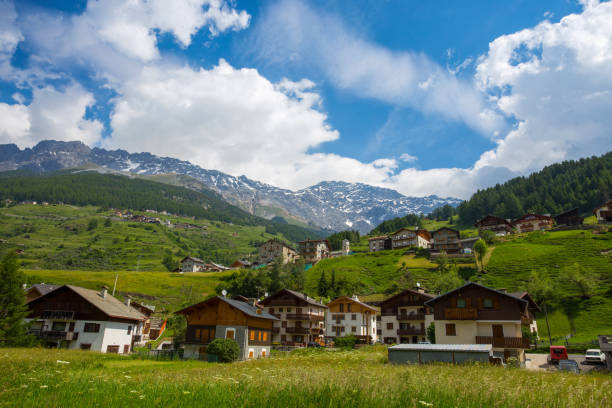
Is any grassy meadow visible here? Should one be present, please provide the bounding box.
[0,347,610,408]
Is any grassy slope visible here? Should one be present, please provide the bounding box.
[1,347,609,408]
[0,204,279,270]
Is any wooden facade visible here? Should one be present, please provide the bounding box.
[474,215,513,235]
[513,214,553,233]
[431,227,461,254]
[368,235,392,252]
[553,208,584,226]
[593,200,612,223]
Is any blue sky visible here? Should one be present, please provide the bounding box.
[0,0,611,198]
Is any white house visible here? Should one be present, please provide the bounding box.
[26,285,146,353]
[180,256,206,272]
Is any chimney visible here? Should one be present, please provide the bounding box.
[100,285,108,299]
[125,296,131,308]
[498,288,507,293]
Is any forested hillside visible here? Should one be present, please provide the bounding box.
[458,152,612,224]
[0,171,325,243]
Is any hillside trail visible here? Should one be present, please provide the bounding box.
[482,246,496,268]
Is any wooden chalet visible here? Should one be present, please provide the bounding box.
[431,227,461,254]
[368,235,392,252]
[389,228,431,250]
[513,214,553,233]
[474,215,513,235]
[593,200,612,223]
[176,296,279,360]
[260,289,327,346]
[553,208,584,226]
[424,282,534,362]
[379,288,434,344]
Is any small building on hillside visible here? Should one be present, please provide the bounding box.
[553,208,584,226]
[379,288,434,344]
[25,283,61,302]
[424,282,533,363]
[326,296,378,343]
[176,296,278,360]
[180,256,206,272]
[474,215,513,236]
[368,235,392,252]
[330,239,351,257]
[258,239,298,264]
[459,237,480,254]
[298,239,331,264]
[260,289,327,346]
[593,200,612,224]
[513,214,553,233]
[390,228,431,249]
[431,227,461,254]
[26,285,145,353]
[508,291,540,336]
[230,260,252,269]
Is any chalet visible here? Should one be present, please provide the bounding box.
[258,239,298,264]
[176,296,278,360]
[25,283,61,302]
[330,239,351,257]
[513,214,553,233]
[130,301,167,342]
[431,227,461,254]
[553,208,584,226]
[180,256,206,272]
[474,215,513,236]
[260,289,327,346]
[379,288,434,344]
[298,239,331,264]
[230,260,252,269]
[326,296,378,344]
[508,291,540,336]
[368,235,392,252]
[593,200,612,223]
[389,228,431,249]
[459,237,480,254]
[26,285,145,353]
[424,282,534,363]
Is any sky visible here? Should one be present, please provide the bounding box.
[0,0,611,199]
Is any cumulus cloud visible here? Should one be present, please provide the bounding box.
[250,0,506,137]
[105,60,397,189]
[399,153,417,163]
[0,84,103,147]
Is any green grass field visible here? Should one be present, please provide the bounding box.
[0,347,609,408]
[0,204,279,270]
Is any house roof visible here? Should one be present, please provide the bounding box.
[260,288,328,308]
[459,237,480,243]
[424,282,528,308]
[298,239,331,250]
[513,213,553,224]
[554,207,580,218]
[380,288,434,307]
[389,343,492,352]
[27,283,61,296]
[390,227,416,236]
[432,227,460,235]
[327,295,379,312]
[175,296,279,320]
[181,256,204,263]
[474,215,512,227]
[593,200,612,214]
[262,239,297,252]
[508,291,541,312]
[28,285,146,322]
[367,235,389,241]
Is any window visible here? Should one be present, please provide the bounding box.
[123,345,130,354]
[339,304,344,312]
[483,298,493,309]
[347,304,352,312]
[456,298,466,308]
[269,308,274,313]
[287,308,292,313]
[52,321,66,331]
[282,321,287,328]
[250,330,255,341]
[226,329,235,340]
[248,349,254,359]
[84,323,100,333]
[106,345,120,353]
[278,308,283,312]
[258,331,262,341]
[127,325,132,335]
[351,327,356,333]
[262,332,267,341]
[446,324,456,336]
[261,349,266,357]
[351,314,356,320]
[80,343,92,350]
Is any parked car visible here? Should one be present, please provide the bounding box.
[547,346,568,365]
[558,359,580,373]
[307,342,322,348]
[584,349,606,364]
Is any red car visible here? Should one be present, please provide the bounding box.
[547,346,569,365]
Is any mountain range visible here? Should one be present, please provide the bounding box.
[0,140,461,233]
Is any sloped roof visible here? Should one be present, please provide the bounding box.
[327,296,378,312]
[509,291,541,312]
[474,215,512,227]
[261,288,327,308]
[513,213,553,224]
[432,227,460,234]
[424,282,528,308]
[175,296,279,320]
[28,285,145,321]
[181,256,204,263]
[380,288,434,307]
[367,235,389,241]
[28,283,61,296]
[390,344,492,352]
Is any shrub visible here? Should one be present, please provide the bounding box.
[334,335,358,349]
[206,338,240,363]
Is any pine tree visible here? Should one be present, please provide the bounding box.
[0,252,33,347]
[317,271,329,297]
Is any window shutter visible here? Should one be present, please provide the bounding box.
[493,298,500,310]
[477,297,483,309]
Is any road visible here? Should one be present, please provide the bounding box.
[525,353,605,372]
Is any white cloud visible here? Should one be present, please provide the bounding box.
[251,0,506,137]
[0,84,102,147]
[399,153,417,163]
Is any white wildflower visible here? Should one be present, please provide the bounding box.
[40,385,48,389]
[56,360,70,364]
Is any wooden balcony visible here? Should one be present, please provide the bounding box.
[285,327,310,334]
[397,328,425,336]
[397,313,424,321]
[444,307,478,320]
[31,330,79,341]
[286,313,324,321]
[476,336,530,349]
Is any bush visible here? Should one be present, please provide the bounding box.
[206,338,240,363]
[334,335,358,349]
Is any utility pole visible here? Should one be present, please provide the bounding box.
[544,302,552,345]
[112,272,119,296]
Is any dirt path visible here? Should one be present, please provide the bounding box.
[482,245,495,268]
